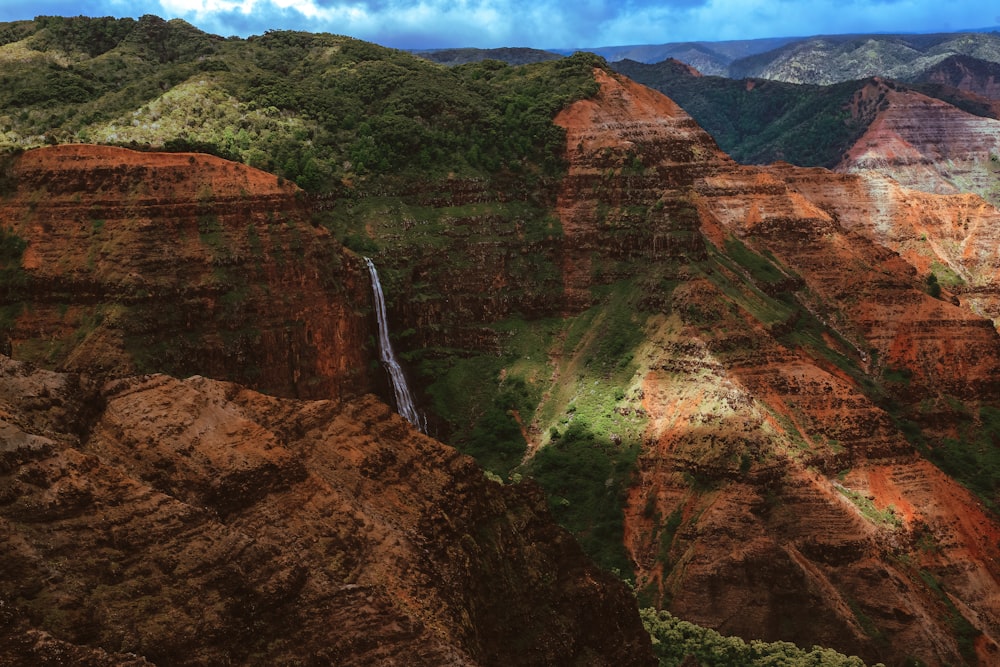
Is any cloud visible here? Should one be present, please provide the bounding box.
[0,0,994,49]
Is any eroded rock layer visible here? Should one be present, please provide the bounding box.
[0,144,371,400]
[837,79,1000,208]
[0,356,654,666]
[551,69,1000,666]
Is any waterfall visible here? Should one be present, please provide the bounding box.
[364,257,426,432]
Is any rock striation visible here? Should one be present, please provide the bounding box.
[837,79,1000,208]
[550,69,1000,666]
[0,355,654,665]
[5,63,1000,667]
[0,144,372,400]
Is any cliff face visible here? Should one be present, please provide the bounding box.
[0,144,371,400]
[915,55,1000,102]
[547,70,1000,666]
[554,67,731,309]
[837,80,1000,208]
[0,355,654,666]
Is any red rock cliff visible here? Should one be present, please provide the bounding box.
[551,69,1000,666]
[0,144,371,400]
[0,355,655,665]
[837,79,1000,208]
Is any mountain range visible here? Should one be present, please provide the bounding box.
[2,14,1000,667]
[419,29,1000,84]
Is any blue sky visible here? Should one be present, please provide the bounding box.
[0,0,997,50]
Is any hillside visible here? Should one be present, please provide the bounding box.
[3,15,1000,667]
[913,54,1000,101]
[613,59,1000,209]
[0,15,602,191]
[836,79,1000,208]
[727,32,1000,84]
[611,58,868,167]
[413,46,561,66]
[0,356,654,665]
[570,31,1000,85]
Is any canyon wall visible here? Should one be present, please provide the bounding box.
[0,355,654,665]
[4,62,1000,667]
[837,79,1000,208]
[549,69,1000,666]
[0,144,371,400]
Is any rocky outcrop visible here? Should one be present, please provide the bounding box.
[554,68,731,309]
[778,163,1000,330]
[914,54,1000,102]
[837,79,1000,208]
[0,144,371,400]
[547,69,1000,666]
[0,355,654,665]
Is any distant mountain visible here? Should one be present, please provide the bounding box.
[413,46,561,66]
[578,30,1000,84]
[911,53,1000,101]
[727,31,1000,84]
[414,30,1000,83]
[552,37,800,76]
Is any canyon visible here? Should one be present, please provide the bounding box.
[2,21,1000,665]
[548,69,1000,666]
[0,143,653,665]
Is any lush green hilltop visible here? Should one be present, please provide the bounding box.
[0,14,599,189]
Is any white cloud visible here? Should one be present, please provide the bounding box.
[5,0,986,49]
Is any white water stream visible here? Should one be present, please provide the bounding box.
[364,257,426,432]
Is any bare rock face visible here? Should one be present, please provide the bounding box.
[778,163,1000,329]
[837,79,1000,208]
[0,355,654,666]
[554,68,732,309]
[0,145,371,400]
[552,69,1000,666]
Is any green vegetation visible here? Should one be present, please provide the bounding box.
[925,273,941,299]
[452,371,535,476]
[0,16,602,190]
[411,278,649,575]
[529,419,641,575]
[917,570,981,664]
[704,237,862,383]
[835,484,903,529]
[0,227,28,333]
[515,284,648,574]
[928,406,1000,510]
[641,608,880,667]
[889,396,1000,511]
